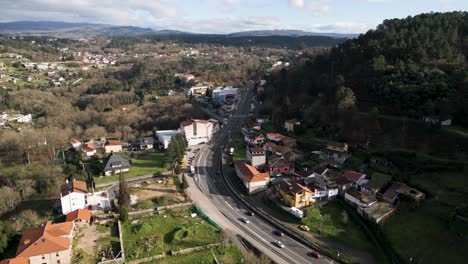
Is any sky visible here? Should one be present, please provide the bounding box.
[1,0,467,34]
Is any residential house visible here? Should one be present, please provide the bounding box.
[104,140,123,153]
[60,179,110,214]
[360,172,392,196]
[344,188,378,208]
[246,147,266,167]
[65,208,91,226]
[303,173,339,201]
[284,119,300,132]
[181,119,218,146]
[276,180,313,208]
[155,130,182,149]
[68,139,82,150]
[1,221,74,264]
[242,129,265,145]
[381,182,425,204]
[335,171,366,194]
[281,137,297,148]
[266,132,286,142]
[188,85,209,96]
[264,142,290,156]
[138,137,154,150]
[268,157,292,174]
[234,161,270,194]
[359,202,397,224]
[320,141,349,164]
[102,153,131,176]
[82,143,96,157]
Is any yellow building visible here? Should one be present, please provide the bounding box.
[276,180,313,208]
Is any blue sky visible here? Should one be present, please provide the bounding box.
[1,0,467,33]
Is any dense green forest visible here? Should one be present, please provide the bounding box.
[267,12,468,127]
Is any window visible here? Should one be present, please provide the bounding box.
[42,256,45,259]
[57,260,61,264]
[56,253,59,257]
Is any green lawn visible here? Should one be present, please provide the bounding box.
[142,244,246,264]
[122,209,221,260]
[94,152,167,184]
[383,171,468,263]
[302,202,376,252]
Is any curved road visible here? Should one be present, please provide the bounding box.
[190,86,334,264]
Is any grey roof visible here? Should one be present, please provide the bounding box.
[102,154,131,172]
[139,137,154,146]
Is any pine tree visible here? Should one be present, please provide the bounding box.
[117,173,130,209]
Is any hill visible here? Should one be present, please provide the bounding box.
[267,11,468,127]
[227,29,358,39]
[0,21,155,38]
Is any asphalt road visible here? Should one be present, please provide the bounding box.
[191,86,334,264]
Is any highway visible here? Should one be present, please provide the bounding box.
[190,85,334,264]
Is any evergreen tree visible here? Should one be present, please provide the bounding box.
[117,173,130,209]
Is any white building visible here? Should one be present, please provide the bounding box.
[155,130,183,149]
[212,87,238,102]
[60,179,110,215]
[246,147,266,167]
[180,119,218,146]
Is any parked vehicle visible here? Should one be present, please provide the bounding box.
[274,240,285,248]
[299,225,310,231]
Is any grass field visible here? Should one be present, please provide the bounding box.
[94,152,167,184]
[143,244,246,264]
[383,171,468,263]
[122,210,221,260]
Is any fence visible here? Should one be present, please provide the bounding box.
[128,202,195,218]
[97,220,125,264]
[193,206,223,231]
[127,243,221,264]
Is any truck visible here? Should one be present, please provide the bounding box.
[229,147,235,155]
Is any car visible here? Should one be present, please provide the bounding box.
[274,240,285,248]
[273,230,284,237]
[240,217,249,224]
[299,225,310,231]
[309,252,320,258]
[247,211,255,216]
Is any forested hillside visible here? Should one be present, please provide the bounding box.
[267,12,468,126]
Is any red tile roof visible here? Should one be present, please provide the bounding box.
[266,132,286,139]
[343,171,366,183]
[66,209,91,222]
[61,179,87,196]
[16,221,73,258]
[235,161,269,183]
[83,143,95,151]
[0,258,28,264]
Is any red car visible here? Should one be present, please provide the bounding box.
[309,252,320,258]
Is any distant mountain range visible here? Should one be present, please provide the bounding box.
[0,21,358,39]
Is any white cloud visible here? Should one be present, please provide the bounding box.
[289,0,305,7]
[311,21,376,33]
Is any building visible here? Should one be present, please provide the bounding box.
[68,139,82,150]
[104,140,123,153]
[284,119,300,132]
[268,157,292,174]
[212,87,238,102]
[82,143,96,157]
[155,130,183,149]
[138,137,154,150]
[17,114,32,123]
[381,182,425,204]
[344,188,377,208]
[102,153,131,176]
[60,180,110,214]
[242,129,265,145]
[359,202,397,224]
[321,142,349,164]
[264,142,291,156]
[2,221,74,264]
[276,180,313,208]
[180,119,218,146]
[188,85,209,96]
[65,209,91,226]
[246,147,266,167]
[335,171,366,194]
[266,132,286,142]
[234,161,270,194]
[360,172,392,196]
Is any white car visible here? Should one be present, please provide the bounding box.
[240,217,250,224]
[275,240,285,248]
